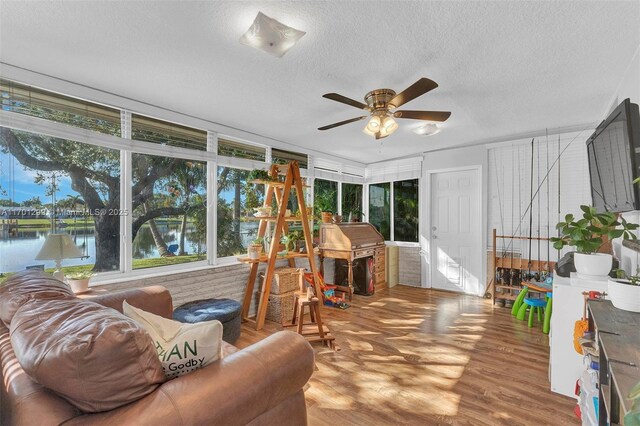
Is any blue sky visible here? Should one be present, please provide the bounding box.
[0,152,74,203]
[1,151,236,205]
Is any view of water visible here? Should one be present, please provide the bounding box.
[0,221,207,273]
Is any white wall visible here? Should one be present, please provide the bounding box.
[604,43,640,115]
[487,130,593,263]
[421,145,488,292]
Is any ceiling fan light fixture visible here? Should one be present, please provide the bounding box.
[362,125,376,137]
[366,115,381,132]
[381,116,398,135]
[239,12,306,58]
[413,123,441,136]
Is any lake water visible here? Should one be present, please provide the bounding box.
[0,221,259,273]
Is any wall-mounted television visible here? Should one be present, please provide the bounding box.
[587,98,640,213]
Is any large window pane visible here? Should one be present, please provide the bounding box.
[313,179,338,215]
[0,127,120,275]
[341,183,363,221]
[132,154,207,269]
[132,114,207,151]
[394,179,419,242]
[1,79,121,136]
[369,183,390,240]
[217,167,265,257]
[217,138,266,161]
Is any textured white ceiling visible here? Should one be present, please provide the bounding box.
[1,1,639,163]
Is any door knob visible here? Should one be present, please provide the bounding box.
[431,226,437,231]
[432,235,438,239]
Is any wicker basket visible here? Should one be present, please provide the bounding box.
[262,268,301,294]
[261,292,296,324]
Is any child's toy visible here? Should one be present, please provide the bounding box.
[303,272,350,309]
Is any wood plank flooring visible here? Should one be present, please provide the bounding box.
[236,286,578,426]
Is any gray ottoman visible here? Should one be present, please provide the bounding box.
[173,298,242,344]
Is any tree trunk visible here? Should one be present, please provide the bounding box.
[92,213,120,272]
[143,202,173,257]
[179,214,187,255]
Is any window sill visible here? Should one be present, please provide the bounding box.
[90,258,243,287]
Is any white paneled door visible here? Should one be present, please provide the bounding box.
[430,168,482,295]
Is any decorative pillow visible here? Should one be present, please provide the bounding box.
[123,301,223,379]
[10,298,166,413]
[0,270,74,326]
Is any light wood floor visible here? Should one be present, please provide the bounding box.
[237,286,577,426]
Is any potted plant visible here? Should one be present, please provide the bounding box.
[314,191,335,224]
[247,169,275,182]
[609,269,640,312]
[247,237,264,259]
[347,208,363,222]
[65,270,94,294]
[550,205,639,277]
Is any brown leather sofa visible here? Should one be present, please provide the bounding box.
[0,272,315,425]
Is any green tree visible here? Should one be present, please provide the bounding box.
[1,128,189,271]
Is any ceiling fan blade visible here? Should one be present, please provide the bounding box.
[318,116,368,131]
[388,78,438,108]
[322,93,369,110]
[393,110,451,122]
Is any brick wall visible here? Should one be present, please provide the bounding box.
[398,246,421,286]
[92,258,317,315]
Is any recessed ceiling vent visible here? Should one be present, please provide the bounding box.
[240,12,305,58]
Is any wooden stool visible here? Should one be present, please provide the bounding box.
[285,293,336,349]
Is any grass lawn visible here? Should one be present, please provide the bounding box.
[0,254,206,284]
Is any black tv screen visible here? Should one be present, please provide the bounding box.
[587,98,640,213]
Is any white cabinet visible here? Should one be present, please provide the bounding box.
[549,274,607,398]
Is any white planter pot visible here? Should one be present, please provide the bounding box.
[574,253,612,277]
[67,278,90,294]
[247,245,262,260]
[608,278,640,312]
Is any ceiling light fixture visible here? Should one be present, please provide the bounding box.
[413,123,441,136]
[363,113,398,139]
[239,12,306,57]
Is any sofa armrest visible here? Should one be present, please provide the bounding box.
[84,286,173,319]
[68,331,314,426]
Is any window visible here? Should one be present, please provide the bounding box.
[272,148,308,169]
[313,179,338,214]
[216,167,265,257]
[131,154,207,269]
[0,79,121,136]
[131,114,207,151]
[218,138,266,161]
[393,179,419,242]
[368,183,390,240]
[341,183,363,220]
[0,127,120,274]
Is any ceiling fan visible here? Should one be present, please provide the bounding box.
[318,77,451,139]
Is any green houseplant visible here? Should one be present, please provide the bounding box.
[65,270,94,294]
[549,205,638,277]
[247,237,264,259]
[314,190,336,223]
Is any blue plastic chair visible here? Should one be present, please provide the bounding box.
[516,297,547,328]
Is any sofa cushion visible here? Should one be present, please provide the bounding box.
[10,297,166,413]
[123,301,223,379]
[0,271,73,325]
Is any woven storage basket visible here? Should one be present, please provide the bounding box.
[263,292,296,324]
[265,268,301,294]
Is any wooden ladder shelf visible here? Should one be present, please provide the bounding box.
[239,161,324,331]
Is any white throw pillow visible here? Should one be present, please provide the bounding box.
[122,301,222,379]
